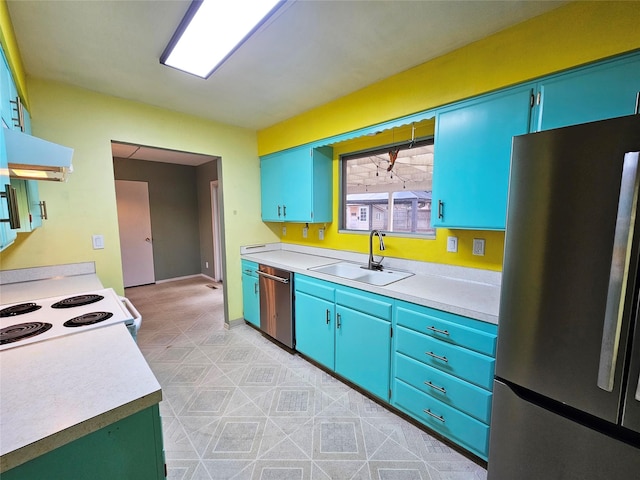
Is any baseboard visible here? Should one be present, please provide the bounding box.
[155,273,222,284]
[228,317,246,329]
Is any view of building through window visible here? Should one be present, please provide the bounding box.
[341,139,435,236]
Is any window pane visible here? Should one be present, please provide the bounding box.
[342,140,434,235]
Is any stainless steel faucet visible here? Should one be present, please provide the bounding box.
[368,230,386,270]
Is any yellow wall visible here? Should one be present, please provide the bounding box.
[0,79,278,321]
[257,1,640,271]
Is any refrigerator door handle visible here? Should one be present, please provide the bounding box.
[598,152,640,392]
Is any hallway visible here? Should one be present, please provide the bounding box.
[127,277,486,480]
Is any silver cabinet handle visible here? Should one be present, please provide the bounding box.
[598,152,640,392]
[277,205,281,217]
[256,270,289,284]
[423,409,445,423]
[635,91,639,115]
[425,351,448,363]
[283,205,287,217]
[244,269,253,274]
[437,200,444,219]
[254,283,258,295]
[336,312,341,328]
[1,184,20,229]
[39,201,48,220]
[427,325,449,336]
[326,309,331,325]
[424,381,446,394]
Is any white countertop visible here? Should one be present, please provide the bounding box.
[0,324,162,472]
[0,274,104,303]
[0,264,161,473]
[241,246,500,324]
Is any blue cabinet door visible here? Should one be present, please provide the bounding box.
[0,129,17,250]
[260,154,284,221]
[241,261,260,327]
[432,84,533,230]
[260,146,333,223]
[295,291,335,369]
[335,304,391,400]
[241,272,260,327]
[535,53,640,132]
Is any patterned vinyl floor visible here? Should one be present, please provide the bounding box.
[127,277,487,480]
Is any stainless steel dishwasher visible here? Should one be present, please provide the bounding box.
[256,264,294,349]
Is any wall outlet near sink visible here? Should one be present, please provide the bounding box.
[473,238,486,256]
[447,236,458,253]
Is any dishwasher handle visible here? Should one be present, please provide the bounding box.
[256,270,290,284]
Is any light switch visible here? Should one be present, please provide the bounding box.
[92,234,104,250]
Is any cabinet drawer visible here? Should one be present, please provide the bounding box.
[395,326,494,390]
[241,260,258,278]
[295,274,335,302]
[396,302,496,357]
[394,353,492,423]
[335,286,392,321]
[393,378,489,460]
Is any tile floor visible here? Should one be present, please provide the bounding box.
[127,277,487,480]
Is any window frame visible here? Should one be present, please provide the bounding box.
[338,137,436,239]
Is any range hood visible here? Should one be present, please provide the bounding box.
[4,128,74,182]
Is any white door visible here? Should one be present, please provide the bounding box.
[115,180,155,287]
[210,181,223,282]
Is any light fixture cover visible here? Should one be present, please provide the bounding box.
[161,0,284,78]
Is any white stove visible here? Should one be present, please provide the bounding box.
[0,288,141,351]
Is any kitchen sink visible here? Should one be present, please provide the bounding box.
[309,262,414,286]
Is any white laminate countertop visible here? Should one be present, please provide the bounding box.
[241,247,500,324]
[0,323,162,472]
[0,274,104,304]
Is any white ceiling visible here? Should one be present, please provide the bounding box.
[8,0,566,134]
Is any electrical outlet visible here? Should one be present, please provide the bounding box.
[446,236,458,253]
[473,238,486,256]
[318,228,324,240]
[302,227,308,238]
[282,226,286,236]
[205,261,209,268]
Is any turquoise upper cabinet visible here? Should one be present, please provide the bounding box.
[260,146,332,223]
[535,53,640,132]
[432,84,533,230]
[1,130,17,251]
[10,177,43,232]
[241,260,260,328]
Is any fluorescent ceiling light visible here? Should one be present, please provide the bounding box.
[161,0,284,78]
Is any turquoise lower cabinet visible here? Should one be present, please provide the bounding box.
[535,52,640,132]
[393,378,490,460]
[294,274,393,401]
[2,404,166,480]
[392,300,497,460]
[432,84,533,230]
[294,274,336,369]
[241,260,260,327]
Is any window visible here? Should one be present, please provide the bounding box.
[341,139,434,236]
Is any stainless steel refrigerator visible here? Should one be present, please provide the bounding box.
[488,114,640,479]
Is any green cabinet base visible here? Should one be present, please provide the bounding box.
[2,404,166,480]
